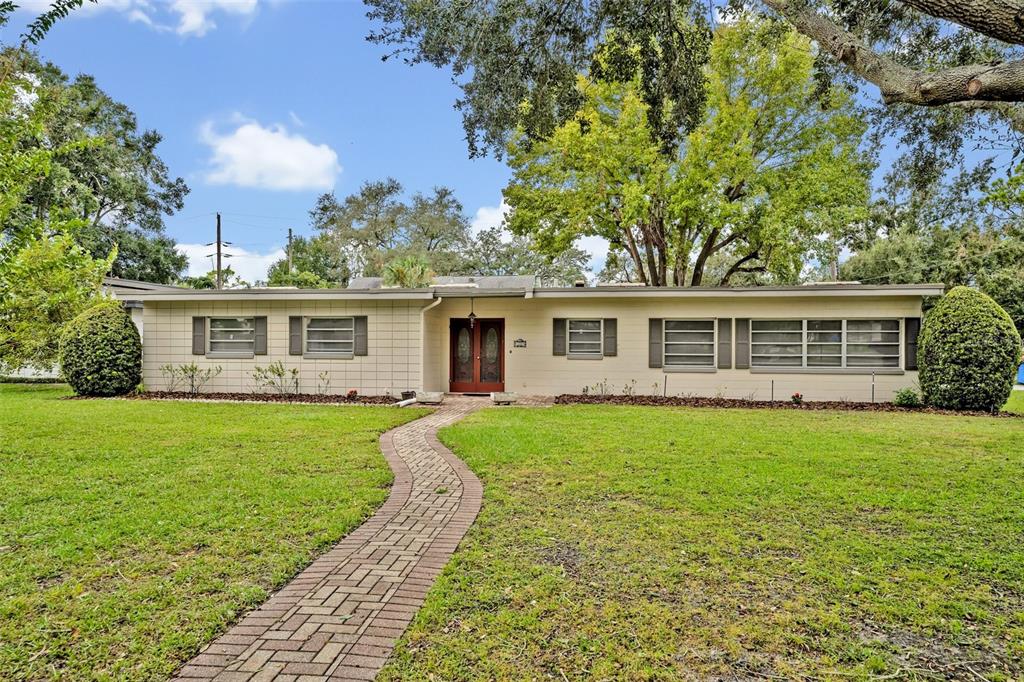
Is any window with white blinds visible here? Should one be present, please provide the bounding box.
[306,317,355,355]
[208,317,255,355]
[751,319,900,369]
[663,319,715,367]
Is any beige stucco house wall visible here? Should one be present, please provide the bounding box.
[130,280,942,402]
[422,293,926,402]
[143,299,423,395]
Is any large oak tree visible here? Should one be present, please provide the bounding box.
[505,17,871,286]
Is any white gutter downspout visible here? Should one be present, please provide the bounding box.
[419,296,444,394]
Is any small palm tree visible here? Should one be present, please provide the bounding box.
[382,254,434,288]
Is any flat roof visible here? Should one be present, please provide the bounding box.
[125,282,945,302]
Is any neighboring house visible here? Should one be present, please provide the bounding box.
[120,276,944,401]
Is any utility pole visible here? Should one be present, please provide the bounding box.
[205,213,231,289]
[287,228,294,274]
[216,212,223,289]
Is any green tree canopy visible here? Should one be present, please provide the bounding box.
[382,253,434,288]
[180,266,248,290]
[367,0,1024,160]
[463,227,591,287]
[311,179,471,277]
[2,49,188,283]
[1,2,113,372]
[266,234,348,288]
[505,16,871,286]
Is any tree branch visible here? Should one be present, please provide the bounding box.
[762,0,1024,109]
[897,0,1024,46]
[719,251,764,286]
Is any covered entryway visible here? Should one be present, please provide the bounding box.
[449,318,504,393]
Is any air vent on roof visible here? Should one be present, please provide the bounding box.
[573,279,587,287]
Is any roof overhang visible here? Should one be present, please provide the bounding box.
[130,283,945,303]
[132,288,436,302]
[533,284,946,298]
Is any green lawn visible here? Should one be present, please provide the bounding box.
[0,384,427,680]
[1005,389,1023,414]
[381,405,1024,681]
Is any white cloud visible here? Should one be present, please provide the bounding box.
[15,0,260,36]
[171,0,258,37]
[177,242,286,284]
[200,116,341,191]
[470,201,510,236]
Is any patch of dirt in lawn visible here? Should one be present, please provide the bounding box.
[555,394,1023,418]
[855,620,1021,678]
[538,542,585,579]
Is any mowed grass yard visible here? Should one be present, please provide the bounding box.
[381,401,1024,681]
[0,384,427,680]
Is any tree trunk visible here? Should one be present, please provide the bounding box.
[690,227,720,286]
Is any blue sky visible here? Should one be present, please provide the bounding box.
[3,1,1010,282]
[5,0,532,281]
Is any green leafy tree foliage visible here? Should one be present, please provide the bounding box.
[842,226,1024,336]
[2,49,188,283]
[0,234,112,372]
[368,0,1024,153]
[382,254,434,288]
[917,287,1021,412]
[266,235,348,287]
[505,16,870,286]
[367,0,711,158]
[464,227,590,286]
[180,266,249,290]
[1,3,114,372]
[842,160,1024,337]
[59,299,141,396]
[311,179,471,276]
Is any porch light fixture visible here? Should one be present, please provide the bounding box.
[468,297,477,328]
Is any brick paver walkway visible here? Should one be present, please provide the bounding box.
[174,396,485,681]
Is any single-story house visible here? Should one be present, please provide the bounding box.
[119,276,944,402]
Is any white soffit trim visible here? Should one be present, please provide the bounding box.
[533,285,946,298]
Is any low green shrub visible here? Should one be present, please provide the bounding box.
[892,387,922,408]
[58,300,141,397]
[918,286,1022,412]
[159,363,222,395]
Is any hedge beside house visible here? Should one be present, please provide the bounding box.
[917,286,1022,413]
[58,300,142,396]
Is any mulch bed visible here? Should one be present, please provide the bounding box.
[554,394,1022,418]
[124,391,399,405]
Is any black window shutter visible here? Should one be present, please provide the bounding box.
[254,316,268,355]
[603,318,617,356]
[354,316,368,356]
[649,318,663,368]
[717,318,732,369]
[192,317,205,355]
[288,316,303,355]
[735,318,750,369]
[552,318,567,356]
[904,317,921,370]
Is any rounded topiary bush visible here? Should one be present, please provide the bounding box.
[58,300,142,396]
[918,286,1022,412]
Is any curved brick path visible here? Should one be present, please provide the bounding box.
[174,396,485,681]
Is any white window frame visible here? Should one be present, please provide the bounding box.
[207,316,256,359]
[304,316,355,358]
[750,318,902,370]
[567,318,604,359]
[663,318,716,370]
